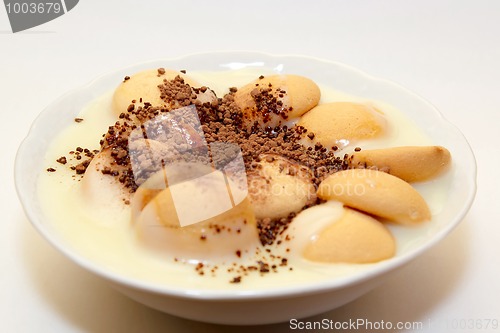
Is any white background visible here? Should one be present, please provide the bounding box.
[1,1,499,332]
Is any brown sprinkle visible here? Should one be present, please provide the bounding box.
[56,156,67,165]
[75,164,87,174]
[230,276,241,283]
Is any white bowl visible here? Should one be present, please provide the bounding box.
[15,52,476,325]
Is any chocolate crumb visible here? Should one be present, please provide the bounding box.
[354,147,361,152]
[123,76,130,82]
[74,118,84,123]
[230,276,241,283]
[75,163,87,174]
[257,260,270,273]
[157,68,166,75]
[47,167,56,172]
[56,156,67,165]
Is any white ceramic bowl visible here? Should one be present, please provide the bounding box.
[15,52,476,325]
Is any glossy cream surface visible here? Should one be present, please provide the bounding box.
[38,69,452,290]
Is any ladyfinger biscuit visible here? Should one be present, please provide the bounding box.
[247,155,316,219]
[351,146,451,182]
[317,169,431,224]
[304,208,396,263]
[298,102,385,149]
[113,68,200,116]
[133,176,258,262]
[234,74,320,129]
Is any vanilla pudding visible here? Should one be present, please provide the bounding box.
[38,68,452,290]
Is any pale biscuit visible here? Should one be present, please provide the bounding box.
[351,146,451,182]
[234,74,320,129]
[247,155,316,219]
[112,68,200,116]
[304,208,396,263]
[81,149,128,211]
[317,169,431,224]
[128,138,174,160]
[298,102,385,149]
[131,168,259,261]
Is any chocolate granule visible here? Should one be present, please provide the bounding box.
[243,82,293,126]
[75,163,87,174]
[47,167,56,172]
[56,156,67,165]
[74,118,84,123]
[257,260,270,273]
[230,276,241,283]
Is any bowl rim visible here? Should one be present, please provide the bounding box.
[15,51,477,301]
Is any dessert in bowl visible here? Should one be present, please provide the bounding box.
[15,52,476,325]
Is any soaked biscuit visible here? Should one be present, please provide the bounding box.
[351,146,451,182]
[234,74,320,129]
[80,149,129,219]
[247,155,316,219]
[298,102,385,149]
[317,168,431,224]
[132,168,259,261]
[304,208,396,263]
[112,68,201,116]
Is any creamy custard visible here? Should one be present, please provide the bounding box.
[38,69,452,290]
